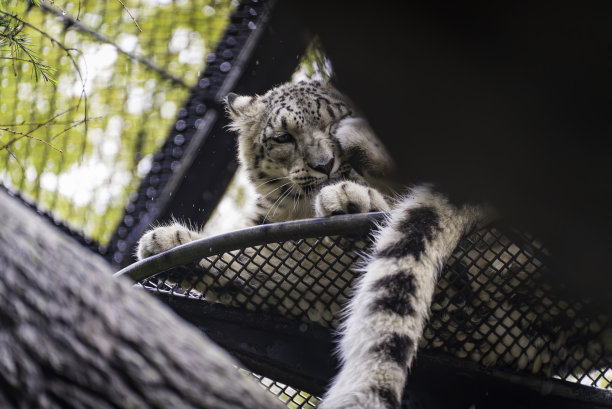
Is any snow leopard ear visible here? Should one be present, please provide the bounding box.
[225,93,265,120]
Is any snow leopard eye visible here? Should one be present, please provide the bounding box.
[272,133,294,143]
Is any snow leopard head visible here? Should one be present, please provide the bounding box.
[225,80,393,197]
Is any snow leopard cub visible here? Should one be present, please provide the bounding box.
[137,80,485,409]
[137,80,394,258]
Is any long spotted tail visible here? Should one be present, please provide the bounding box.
[321,186,486,409]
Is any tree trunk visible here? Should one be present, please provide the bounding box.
[0,189,284,409]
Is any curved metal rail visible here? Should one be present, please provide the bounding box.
[114,212,386,282]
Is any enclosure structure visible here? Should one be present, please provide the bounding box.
[115,212,612,409]
[2,1,612,408]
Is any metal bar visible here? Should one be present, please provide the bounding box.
[114,212,385,281]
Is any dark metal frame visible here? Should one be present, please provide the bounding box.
[107,0,314,268]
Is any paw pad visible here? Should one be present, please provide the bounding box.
[314,181,389,217]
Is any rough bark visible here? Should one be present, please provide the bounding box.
[0,190,284,409]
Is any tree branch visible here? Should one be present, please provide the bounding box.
[0,188,285,409]
[0,127,63,153]
[0,9,89,132]
[0,105,77,151]
[116,0,142,32]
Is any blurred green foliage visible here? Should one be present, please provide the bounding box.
[0,0,236,244]
[0,7,57,85]
[292,36,331,81]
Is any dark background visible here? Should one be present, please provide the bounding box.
[295,1,612,311]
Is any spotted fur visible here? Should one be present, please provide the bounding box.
[133,81,591,409]
[225,80,393,224]
[135,81,488,408]
[320,187,484,409]
[137,80,393,259]
[136,81,394,327]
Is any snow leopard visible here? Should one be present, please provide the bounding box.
[136,80,399,326]
[135,80,610,408]
[135,80,485,407]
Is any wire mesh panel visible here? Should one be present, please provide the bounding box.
[244,370,320,409]
[427,227,612,388]
[141,234,367,328]
[0,0,238,244]
[124,214,612,403]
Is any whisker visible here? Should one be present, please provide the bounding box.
[291,191,298,214]
[264,185,291,222]
[254,176,288,190]
[292,187,301,214]
[272,185,296,219]
[266,184,295,222]
[259,181,292,202]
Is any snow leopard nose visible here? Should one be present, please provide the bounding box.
[307,157,334,176]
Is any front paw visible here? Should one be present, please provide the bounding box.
[136,223,200,260]
[314,181,389,217]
